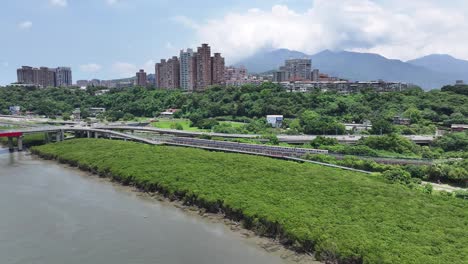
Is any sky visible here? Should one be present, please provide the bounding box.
[1,0,468,85]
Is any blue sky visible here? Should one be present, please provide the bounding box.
[1,0,468,85]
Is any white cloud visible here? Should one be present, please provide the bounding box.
[106,0,118,5]
[165,42,175,49]
[176,0,468,61]
[111,62,138,77]
[18,21,33,30]
[49,0,67,7]
[80,63,102,73]
[142,60,155,73]
[171,16,199,30]
[111,61,154,77]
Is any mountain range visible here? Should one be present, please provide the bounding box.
[235,49,468,89]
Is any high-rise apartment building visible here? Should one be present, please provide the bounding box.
[273,70,290,82]
[17,66,35,84]
[155,59,166,88]
[76,80,89,87]
[180,49,196,91]
[136,69,147,86]
[155,57,180,89]
[36,67,56,87]
[283,59,312,81]
[166,56,180,89]
[312,69,320,82]
[155,43,224,91]
[211,53,225,85]
[55,67,73,87]
[17,65,72,87]
[195,44,212,91]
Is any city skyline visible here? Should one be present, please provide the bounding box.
[2,0,468,85]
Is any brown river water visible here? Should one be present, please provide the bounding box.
[0,148,309,264]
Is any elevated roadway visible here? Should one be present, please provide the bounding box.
[97,125,436,144]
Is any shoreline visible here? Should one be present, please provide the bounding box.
[29,150,320,264]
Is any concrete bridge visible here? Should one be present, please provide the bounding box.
[0,126,163,151]
[96,125,436,145]
[1,125,435,168]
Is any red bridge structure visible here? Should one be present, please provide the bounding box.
[0,131,24,151]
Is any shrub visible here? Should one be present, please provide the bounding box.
[31,139,468,264]
[383,169,411,184]
[170,123,184,130]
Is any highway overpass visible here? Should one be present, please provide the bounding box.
[97,125,436,144]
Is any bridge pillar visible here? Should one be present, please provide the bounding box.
[17,136,23,151]
[60,130,64,141]
[45,133,50,143]
[87,131,91,138]
[7,137,14,152]
[56,132,61,142]
[94,132,99,139]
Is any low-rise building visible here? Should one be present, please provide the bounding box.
[89,107,106,117]
[9,106,21,115]
[159,108,180,119]
[267,115,283,128]
[344,121,372,132]
[72,108,81,121]
[451,124,468,132]
[393,116,411,125]
[279,80,411,94]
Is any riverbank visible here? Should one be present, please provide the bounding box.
[31,139,468,264]
[71,166,319,264]
[0,149,296,264]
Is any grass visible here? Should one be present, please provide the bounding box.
[0,126,16,130]
[0,133,46,146]
[32,139,468,264]
[219,121,246,128]
[150,118,207,132]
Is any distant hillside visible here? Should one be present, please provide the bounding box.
[407,54,468,80]
[236,49,463,89]
[234,49,309,73]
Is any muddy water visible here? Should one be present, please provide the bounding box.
[0,149,296,264]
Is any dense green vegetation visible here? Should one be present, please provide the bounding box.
[1,84,467,133]
[0,133,47,147]
[307,134,468,185]
[151,119,205,131]
[441,84,468,96]
[32,139,467,264]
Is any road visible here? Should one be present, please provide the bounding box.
[97,125,436,144]
[422,181,467,193]
[0,115,436,144]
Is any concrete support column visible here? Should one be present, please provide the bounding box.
[87,131,91,138]
[45,133,50,143]
[94,132,99,139]
[60,130,65,141]
[56,132,61,142]
[7,137,14,152]
[17,136,23,151]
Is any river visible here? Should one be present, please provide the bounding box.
[0,148,296,264]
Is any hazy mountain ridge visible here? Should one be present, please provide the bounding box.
[235,49,467,89]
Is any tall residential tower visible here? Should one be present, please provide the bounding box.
[211,52,225,85]
[55,67,73,87]
[179,49,196,91]
[195,44,212,91]
[136,69,147,86]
